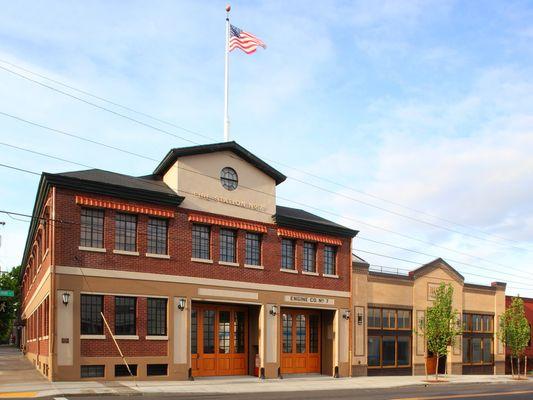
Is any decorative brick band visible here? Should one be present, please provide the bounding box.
[75,196,175,218]
[277,228,342,245]
[188,213,268,233]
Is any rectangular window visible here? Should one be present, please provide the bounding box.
[397,310,411,329]
[234,311,246,354]
[471,337,482,363]
[203,310,215,354]
[323,245,336,275]
[147,218,168,255]
[115,296,136,335]
[191,309,197,354]
[368,336,380,366]
[81,294,103,335]
[309,314,319,353]
[463,337,470,363]
[192,224,210,260]
[302,242,316,272]
[147,298,167,336]
[282,313,292,353]
[147,364,168,376]
[80,208,104,248]
[81,365,104,378]
[482,338,492,363]
[482,316,493,332]
[397,336,410,366]
[382,309,396,329]
[245,233,261,265]
[219,229,236,263]
[463,314,470,331]
[115,364,137,377]
[281,239,295,270]
[368,308,381,329]
[382,336,396,366]
[115,213,137,251]
[472,315,482,332]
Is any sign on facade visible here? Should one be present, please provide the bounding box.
[284,295,334,305]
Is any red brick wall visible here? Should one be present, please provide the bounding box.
[81,295,167,357]
[21,192,53,314]
[54,188,351,292]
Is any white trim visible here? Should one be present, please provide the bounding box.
[146,335,168,341]
[42,248,49,261]
[80,334,106,340]
[42,335,49,340]
[323,274,339,279]
[22,268,51,317]
[191,258,213,264]
[280,268,298,274]
[115,335,139,340]
[79,246,106,253]
[244,264,264,270]
[113,249,140,256]
[56,266,351,298]
[146,253,170,259]
[219,261,239,267]
[302,271,319,276]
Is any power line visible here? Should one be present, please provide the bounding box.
[354,249,532,289]
[0,121,528,274]
[0,60,529,252]
[2,162,533,287]
[357,236,530,281]
[2,202,531,289]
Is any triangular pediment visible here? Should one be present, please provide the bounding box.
[409,258,464,284]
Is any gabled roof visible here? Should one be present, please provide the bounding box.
[153,141,287,185]
[409,257,464,282]
[274,205,358,238]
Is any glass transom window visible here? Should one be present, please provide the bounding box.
[220,167,238,191]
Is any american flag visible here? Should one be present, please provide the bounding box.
[229,24,266,54]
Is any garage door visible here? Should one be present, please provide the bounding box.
[191,304,248,376]
[281,309,321,374]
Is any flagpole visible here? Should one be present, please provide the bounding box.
[224,4,231,142]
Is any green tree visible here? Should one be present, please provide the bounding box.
[0,265,21,342]
[418,283,462,381]
[498,296,530,379]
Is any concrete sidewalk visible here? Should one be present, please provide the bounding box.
[0,347,531,398]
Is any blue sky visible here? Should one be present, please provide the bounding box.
[0,1,532,295]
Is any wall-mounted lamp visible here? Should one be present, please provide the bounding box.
[62,292,70,306]
[342,310,350,320]
[269,305,278,316]
[177,298,186,311]
[357,312,363,325]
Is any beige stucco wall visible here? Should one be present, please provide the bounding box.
[367,279,413,307]
[352,260,506,376]
[163,151,277,223]
[52,265,350,381]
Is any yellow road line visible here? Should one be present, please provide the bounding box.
[392,389,533,400]
[0,392,37,398]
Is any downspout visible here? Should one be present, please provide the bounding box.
[49,187,56,380]
[349,238,353,377]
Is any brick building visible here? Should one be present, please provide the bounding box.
[505,296,533,374]
[20,142,356,381]
[20,141,511,381]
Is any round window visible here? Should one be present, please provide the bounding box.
[220,167,238,191]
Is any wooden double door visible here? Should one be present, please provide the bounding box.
[281,308,321,374]
[191,304,248,376]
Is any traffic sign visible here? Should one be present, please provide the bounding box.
[0,290,14,297]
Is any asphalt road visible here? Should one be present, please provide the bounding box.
[46,381,533,400]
